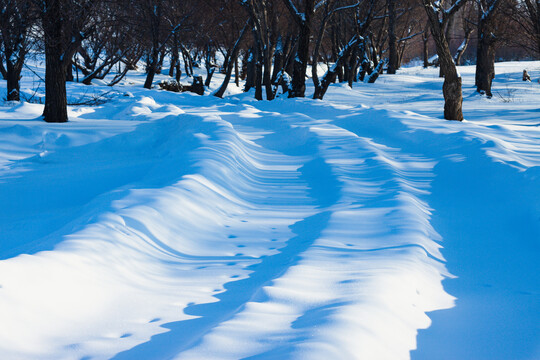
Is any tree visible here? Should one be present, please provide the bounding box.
[524,0,540,55]
[422,0,468,121]
[475,0,506,97]
[281,0,316,98]
[387,0,399,74]
[214,21,249,98]
[454,2,475,66]
[0,0,36,101]
[36,0,99,122]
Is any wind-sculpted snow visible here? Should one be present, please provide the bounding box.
[0,95,452,360]
[0,62,539,360]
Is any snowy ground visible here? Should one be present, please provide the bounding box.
[0,61,539,360]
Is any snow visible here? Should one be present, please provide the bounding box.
[0,60,539,360]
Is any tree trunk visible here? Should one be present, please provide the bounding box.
[144,49,159,89]
[254,45,263,101]
[443,72,463,120]
[347,46,358,87]
[66,59,74,82]
[454,29,473,66]
[42,0,68,123]
[423,21,430,68]
[286,0,314,98]
[387,0,398,74]
[424,1,464,121]
[215,23,248,98]
[245,48,256,92]
[5,62,22,101]
[314,36,358,100]
[234,58,239,87]
[43,47,68,122]
[475,9,497,97]
[169,41,179,77]
[0,57,6,79]
[271,37,284,83]
[475,38,496,97]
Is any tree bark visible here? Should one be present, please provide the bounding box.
[5,62,22,101]
[387,0,398,74]
[423,0,465,121]
[43,42,68,122]
[454,29,473,66]
[42,0,68,123]
[314,36,358,100]
[215,22,248,98]
[245,48,256,92]
[475,38,496,96]
[0,57,6,79]
[282,0,315,98]
[144,48,159,89]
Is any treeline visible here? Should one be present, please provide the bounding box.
[0,0,538,122]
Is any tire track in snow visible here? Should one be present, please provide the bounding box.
[84,106,332,359]
[0,102,322,359]
[0,99,453,360]
[172,107,454,360]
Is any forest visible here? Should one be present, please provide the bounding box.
[1,0,539,122]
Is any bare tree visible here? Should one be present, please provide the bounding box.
[422,0,468,120]
[281,0,316,98]
[35,0,100,122]
[0,0,36,101]
[387,0,399,73]
[214,21,249,98]
[454,2,475,65]
[475,0,506,97]
[524,0,540,55]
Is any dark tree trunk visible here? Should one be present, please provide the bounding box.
[5,62,22,101]
[423,0,465,121]
[314,36,358,100]
[423,22,430,68]
[254,45,263,101]
[234,58,239,87]
[475,39,496,96]
[271,37,284,83]
[215,23,248,98]
[282,0,314,98]
[0,57,6,79]
[175,61,182,82]
[180,44,193,77]
[205,44,215,86]
[454,29,473,66]
[434,33,463,120]
[205,68,215,87]
[245,48,256,92]
[66,59,74,82]
[43,46,68,122]
[347,46,358,87]
[475,0,504,97]
[290,21,310,97]
[144,49,159,89]
[387,0,398,74]
[155,49,165,74]
[524,0,540,55]
[42,0,68,123]
[169,56,177,77]
[169,40,179,78]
